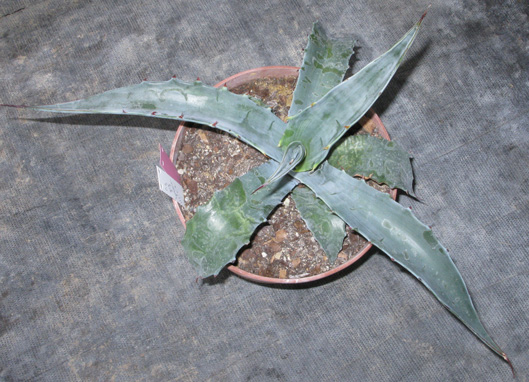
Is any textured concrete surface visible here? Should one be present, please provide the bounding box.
[1,1,528,381]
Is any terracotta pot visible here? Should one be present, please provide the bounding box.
[170,66,397,284]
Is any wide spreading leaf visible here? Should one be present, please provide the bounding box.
[31,78,286,160]
[280,14,425,172]
[291,186,346,264]
[297,163,508,362]
[328,134,414,194]
[182,161,297,277]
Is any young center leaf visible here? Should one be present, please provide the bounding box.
[284,20,354,261]
[280,13,426,172]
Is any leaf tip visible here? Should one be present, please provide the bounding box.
[502,353,515,378]
[420,5,432,24]
[0,103,29,109]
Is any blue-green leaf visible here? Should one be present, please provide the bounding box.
[289,22,355,117]
[31,78,286,160]
[182,161,297,277]
[254,141,305,193]
[297,163,508,362]
[286,21,354,261]
[328,134,414,194]
[291,186,346,264]
[280,15,425,172]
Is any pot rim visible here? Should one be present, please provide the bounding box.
[169,65,397,285]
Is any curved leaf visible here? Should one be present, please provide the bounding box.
[280,15,425,172]
[254,141,305,193]
[297,163,508,362]
[328,134,414,194]
[31,78,286,160]
[182,161,297,277]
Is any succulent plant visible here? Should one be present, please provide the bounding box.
[2,11,512,371]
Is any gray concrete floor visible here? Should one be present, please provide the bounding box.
[1,1,528,381]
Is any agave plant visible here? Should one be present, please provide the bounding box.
[3,11,512,370]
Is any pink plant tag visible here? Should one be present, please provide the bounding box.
[159,144,181,183]
[157,144,184,206]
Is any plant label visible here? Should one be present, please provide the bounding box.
[157,144,184,206]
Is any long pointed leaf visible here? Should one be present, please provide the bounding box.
[182,161,297,277]
[280,15,425,172]
[289,22,355,117]
[297,163,508,361]
[31,78,286,160]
